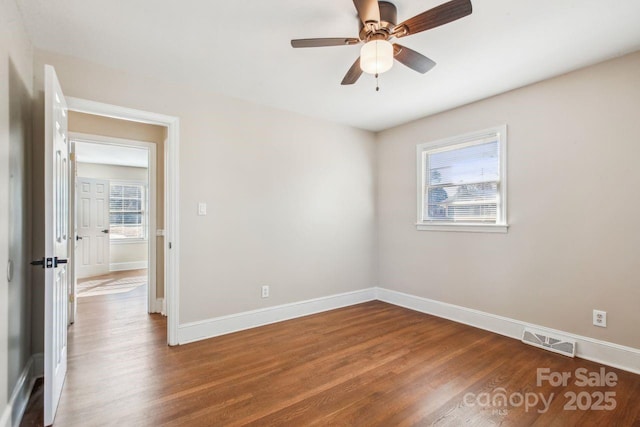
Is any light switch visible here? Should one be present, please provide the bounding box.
[198,202,207,216]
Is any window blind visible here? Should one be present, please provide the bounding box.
[424,140,500,223]
[109,184,146,239]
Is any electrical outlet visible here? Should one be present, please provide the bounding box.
[261,285,269,298]
[593,310,607,327]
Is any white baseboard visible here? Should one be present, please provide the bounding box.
[178,288,377,344]
[31,353,44,379]
[109,261,148,272]
[0,404,9,427]
[0,353,45,427]
[149,298,164,314]
[375,288,640,375]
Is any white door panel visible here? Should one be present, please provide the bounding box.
[44,64,68,426]
[77,177,110,278]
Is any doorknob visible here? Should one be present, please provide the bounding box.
[76,235,83,241]
[101,229,109,234]
[30,258,46,268]
[54,257,68,267]
[30,258,67,268]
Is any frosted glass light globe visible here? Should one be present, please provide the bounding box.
[360,40,393,74]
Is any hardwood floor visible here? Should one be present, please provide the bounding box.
[22,285,640,426]
[76,269,147,297]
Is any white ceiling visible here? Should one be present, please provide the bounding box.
[75,141,148,168]
[16,0,640,131]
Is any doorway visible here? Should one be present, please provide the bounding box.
[70,135,158,320]
[66,97,180,345]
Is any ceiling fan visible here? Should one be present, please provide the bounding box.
[291,0,472,86]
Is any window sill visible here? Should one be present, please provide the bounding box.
[415,223,509,233]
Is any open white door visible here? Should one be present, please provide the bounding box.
[76,177,110,278]
[44,64,69,426]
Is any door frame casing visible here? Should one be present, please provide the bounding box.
[70,133,158,313]
[66,97,180,346]
[69,141,77,324]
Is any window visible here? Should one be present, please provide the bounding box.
[416,125,508,232]
[109,183,147,240]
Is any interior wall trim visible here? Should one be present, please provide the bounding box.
[109,261,148,272]
[155,298,165,316]
[1,353,44,427]
[0,402,8,427]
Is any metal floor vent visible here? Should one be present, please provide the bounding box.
[522,328,576,358]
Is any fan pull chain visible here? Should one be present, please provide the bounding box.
[375,42,380,92]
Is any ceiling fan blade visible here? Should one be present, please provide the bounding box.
[341,57,363,85]
[353,0,381,27]
[393,44,436,74]
[394,0,472,38]
[291,38,360,48]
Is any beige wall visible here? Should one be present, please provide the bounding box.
[108,244,147,265]
[70,111,166,145]
[77,162,148,182]
[76,162,149,269]
[377,51,640,349]
[0,0,34,418]
[71,112,165,295]
[33,50,378,328]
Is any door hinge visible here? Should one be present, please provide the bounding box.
[69,294,75,303]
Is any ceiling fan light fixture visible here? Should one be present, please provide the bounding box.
[360,40,393,74]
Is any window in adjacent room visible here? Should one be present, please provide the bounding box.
[416,125,508,232]
[109,182,147,240]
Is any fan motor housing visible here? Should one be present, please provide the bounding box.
[359,1,397,41]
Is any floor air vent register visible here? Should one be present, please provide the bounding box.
[522,328,576,357]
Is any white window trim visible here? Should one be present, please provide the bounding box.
[109,180,149,244]
[416,125,508,233]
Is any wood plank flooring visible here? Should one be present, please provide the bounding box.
[22,283,640,426]
[76,269,147,297]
